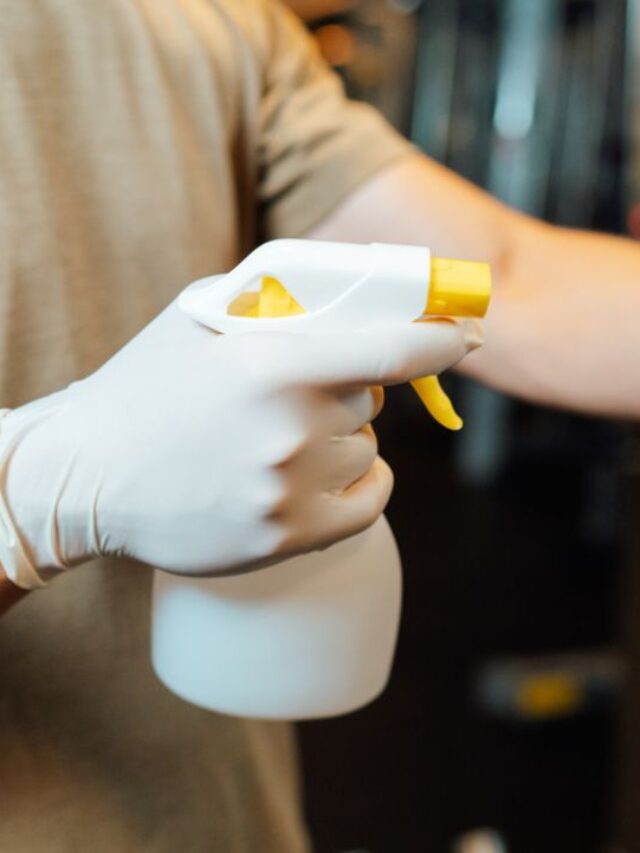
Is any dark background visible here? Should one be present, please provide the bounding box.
[289,1,640,850]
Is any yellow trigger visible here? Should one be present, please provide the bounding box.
[410,375,463,431]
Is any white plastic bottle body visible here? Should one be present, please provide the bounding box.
[151,515,402,720]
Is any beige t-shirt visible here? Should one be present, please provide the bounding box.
[0,1,410,851]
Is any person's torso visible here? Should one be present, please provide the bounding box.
[0,3,308,850]
[0,0,267,403]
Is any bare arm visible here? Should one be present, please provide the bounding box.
[310,152,640,420]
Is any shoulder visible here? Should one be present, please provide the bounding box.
[198,0,308,68]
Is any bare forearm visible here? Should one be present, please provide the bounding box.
[464,223,640,418]
[312,153,640,419]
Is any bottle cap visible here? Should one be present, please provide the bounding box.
[426,258,492,318]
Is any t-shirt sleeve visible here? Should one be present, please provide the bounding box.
[255,0,413,238]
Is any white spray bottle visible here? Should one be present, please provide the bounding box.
[151,240,491,720]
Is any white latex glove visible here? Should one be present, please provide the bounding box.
[0,299,481,588]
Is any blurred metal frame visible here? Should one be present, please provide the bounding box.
[411,0,628,486]
[611,4,640,850]
[625,0,640,205]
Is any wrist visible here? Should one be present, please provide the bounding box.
[0,395,94,586]
[0,408,48,587]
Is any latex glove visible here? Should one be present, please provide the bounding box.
[0,299,481,588]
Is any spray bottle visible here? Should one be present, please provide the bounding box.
[151,240,491,719]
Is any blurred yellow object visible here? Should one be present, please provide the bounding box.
[315,24,356,68]
[515,675,584,720]
[283,0,354,23]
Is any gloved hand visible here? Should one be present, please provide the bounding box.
[0,298,481,588]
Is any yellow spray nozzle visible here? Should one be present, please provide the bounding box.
[426,257,492,319]
[245,255,491,432]
[412,257,491,430]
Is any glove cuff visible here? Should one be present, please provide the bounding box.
[0,410,47,589]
